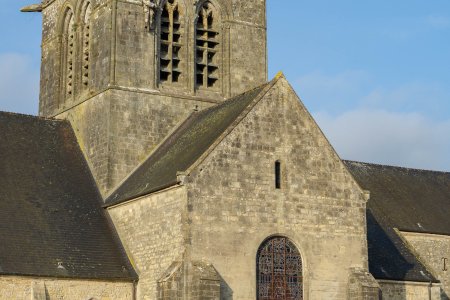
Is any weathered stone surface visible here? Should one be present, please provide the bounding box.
[0,276,133,300]
[108,186,188,299]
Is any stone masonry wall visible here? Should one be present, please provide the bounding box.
[0,276,133,300]
[379,280,441,300]
[58,91,111,193]
[108,186,188,299]
[184,77,372,299]
[59,89,211,195]
[228,23,266,96]
[401,232,450,300]
[114,0,154,90]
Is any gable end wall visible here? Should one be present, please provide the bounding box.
[184,77,370,299]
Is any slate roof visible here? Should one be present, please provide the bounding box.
[345,160,447,282]
[105,82,272,206]
[0,112,135,280]
[345,161,450,235]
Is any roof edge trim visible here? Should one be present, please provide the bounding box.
[105,181,180,208]
[398,230,450,239]
[0,272,136,282]
[377,279,441,285]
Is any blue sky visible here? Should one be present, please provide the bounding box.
[1,0,450,170]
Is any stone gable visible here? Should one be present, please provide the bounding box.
[182,76,373,299]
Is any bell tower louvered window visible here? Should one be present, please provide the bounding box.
[81,2,91,90]
[62,10,75,103]
[195,2,219,89]
[257,236,303,300]
[160,0,182,83]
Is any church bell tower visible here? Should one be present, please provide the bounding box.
[37,0,267,195]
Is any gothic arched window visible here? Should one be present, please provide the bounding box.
[80,1,92,90]
[61,9,75,104]
[159,0,183,84]
[257,236,303,300]
[195,1,219,89]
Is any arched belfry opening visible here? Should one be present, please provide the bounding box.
[59,1,91,108]
[195,1,220,90]
[61,8,75,107]
[159,0,183,84]
[257,236,303,300]
[80,1,91,91]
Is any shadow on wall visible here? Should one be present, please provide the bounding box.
[442,289,449,300]
[219,274,233,300]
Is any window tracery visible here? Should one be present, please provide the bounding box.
[159,0,183,83]
[257,236,303,300]
[195,1,219,89]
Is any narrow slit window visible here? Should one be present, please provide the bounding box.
[159,0,182,84]
[275,161,281,189]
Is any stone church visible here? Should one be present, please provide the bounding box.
[0,0,449,299]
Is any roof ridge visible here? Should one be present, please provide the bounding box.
[344,160,450,174]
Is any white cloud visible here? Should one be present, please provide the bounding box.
[0,53,39,115]
[295,69,450,119]
[295,70,450,171]
[426,15,450,29]
[360,82,449,118]
[314,109,450,171]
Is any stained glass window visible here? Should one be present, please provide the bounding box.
[257,236,303,300]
